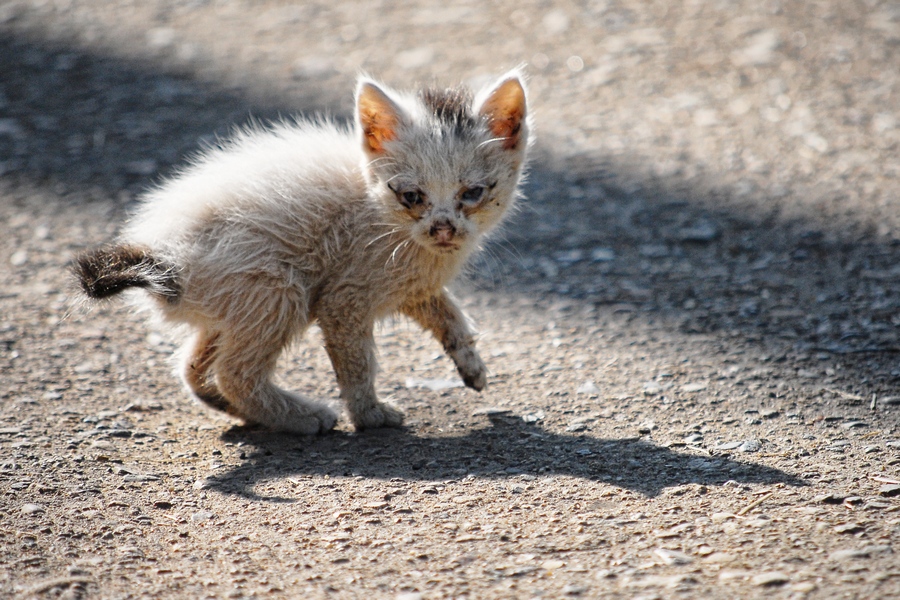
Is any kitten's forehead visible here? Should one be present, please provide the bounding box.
[418,86,478,134]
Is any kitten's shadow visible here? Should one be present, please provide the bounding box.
[209,414,806,502]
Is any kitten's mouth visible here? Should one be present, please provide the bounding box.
[432,241,460,253]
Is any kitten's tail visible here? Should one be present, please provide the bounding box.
[72,244,181,302]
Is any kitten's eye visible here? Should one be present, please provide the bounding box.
[388,183,425,209]
[401,190,424,208]
[460,186,485,205]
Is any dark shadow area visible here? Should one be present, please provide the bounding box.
[208,415,807,502]
[0,35,340,197]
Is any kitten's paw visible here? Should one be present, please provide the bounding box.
[350,401,405,431]
[282,404,339,435]
[454,347,487,391]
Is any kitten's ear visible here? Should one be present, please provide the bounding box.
[356,79,407,157]
[475,73,528,151]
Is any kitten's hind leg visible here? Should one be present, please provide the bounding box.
[183,330,231,414]
[209,331,337,435]
[213,329,338,436]
[205,278,337,435]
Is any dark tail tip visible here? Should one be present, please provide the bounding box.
[72,244,180,300]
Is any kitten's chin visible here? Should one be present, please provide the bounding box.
[416,238,463,256]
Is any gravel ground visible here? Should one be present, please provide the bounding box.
[1,1,899,598]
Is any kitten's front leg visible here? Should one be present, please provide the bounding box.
[319,316,405,430]
[402,292,488,391]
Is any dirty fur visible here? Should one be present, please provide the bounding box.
[72,71,531,434]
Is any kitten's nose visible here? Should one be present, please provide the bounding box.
[430,220,456,244]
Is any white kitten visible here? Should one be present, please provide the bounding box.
[74,71,531,434]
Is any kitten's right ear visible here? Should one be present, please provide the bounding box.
[356,79,406,157]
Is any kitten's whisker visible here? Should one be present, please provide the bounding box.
[366,228,404,248]
[389,239,411,265]
[477,137,506,149]
[366,156,396,169]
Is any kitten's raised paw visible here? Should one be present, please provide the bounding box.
[453,347,487,391]
[461,368,487,391]
[350,401,405,431]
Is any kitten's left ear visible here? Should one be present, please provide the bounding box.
[356,78,407,157]
[475,72,528,151]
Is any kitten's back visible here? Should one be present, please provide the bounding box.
[126,120,366,250]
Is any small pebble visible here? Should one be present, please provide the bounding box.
[715,441,742,450]
[681,382,707,393]
[703,552,736,564]
[522,411,545,423]
[576,381,600,395]
[879,484,900,497]
[829,545,891,561]
[590,247,615,262]
[10,250,28,266]
[21,503,45,514]
[738,439,761,453]
[122,474,159,482]
[554,249,584,265]
[654,548,693,565]
[471,406,511,416]
[677,221,719,242]
[834,523,864,534]
[751,571,790,587]
[405,377,462,392]
[638,420,656,434]
[562,583,589,596]
[812,493,844,504]
[643,382,662,396]
[711,512,736,523]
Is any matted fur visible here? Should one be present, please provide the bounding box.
[73,71,531,434]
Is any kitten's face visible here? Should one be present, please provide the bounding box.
[357,74,529,257]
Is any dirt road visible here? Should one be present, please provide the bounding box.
[2,1,899,598]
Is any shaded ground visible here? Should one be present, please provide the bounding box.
[1,1,899,598]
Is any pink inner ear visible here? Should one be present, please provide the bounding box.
[358,83,402,155]
[480,78,527,150]
[488,110,524,150]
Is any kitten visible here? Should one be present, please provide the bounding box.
[73,71,531,434]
